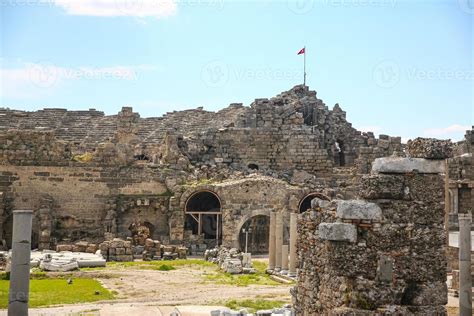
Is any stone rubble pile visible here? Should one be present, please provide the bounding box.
[161,244,187,260]
[7,250,107,271]
[205,246,255,274]
[142,238,161,261]
[407,137,453,159]
[210,305,293,316]
[99,238,134,262]
[56,241,98,253]
[54,238,188,262]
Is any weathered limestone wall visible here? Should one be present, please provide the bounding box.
[173,176,304,250]
[0,165,169,248]
[187,128,333,173]
[0,85,408,251]
[292,157,447,315]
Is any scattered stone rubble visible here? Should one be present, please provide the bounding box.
[143,238,161,261]
[0,250,106,272]
[209,305,293,316]
[205,246,255,274]
[99,238,134,262]
[55,238,187,263]
[56,241,98,253]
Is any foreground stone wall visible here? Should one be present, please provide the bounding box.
[292,157,447,315]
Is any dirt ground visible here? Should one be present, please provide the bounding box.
[0,258,463,315]
[96,265,292,305]
[5,259,292,315]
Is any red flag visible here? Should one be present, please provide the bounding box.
[297,48,305,55]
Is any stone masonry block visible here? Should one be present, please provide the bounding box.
[407,137,453,159]
[319,223,357,243]
[336,200,382,221]
[372,157,445,174]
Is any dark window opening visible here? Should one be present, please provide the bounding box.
[334,141,346,167]
[185,191,222,241]
[238,215,270,254]
[299,193,330,213]
[134,154,149,161]
[248,163,259,170]
[185,191,221,213]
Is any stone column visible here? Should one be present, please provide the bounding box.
[288,212,297,277]
[268,212,276,270]
[281,245,289,274]
[275,212,283,272]
[458,212,472,316]
[453,188,459,213]
[8,210,33,316]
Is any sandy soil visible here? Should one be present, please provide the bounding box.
[96,266,292,305]
[0,261,292,315]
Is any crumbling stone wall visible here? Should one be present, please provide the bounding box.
[292,156,447,315]
[0,85,409,250]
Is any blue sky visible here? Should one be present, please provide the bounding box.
[1,0,472,141]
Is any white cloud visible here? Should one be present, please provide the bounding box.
[423,124,470,139]
[52,0,177,18]
[0,62,157,99]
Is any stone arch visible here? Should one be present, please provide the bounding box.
[184,190,222,241]
[298,192,331,213]
[232,209,271,250]
[184,190,221,213]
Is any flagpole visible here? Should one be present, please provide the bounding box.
[303,46,306,86]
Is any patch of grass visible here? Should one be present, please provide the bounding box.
[0,271,51,280]
[156,264,176,271]
[0,278,114,308]
[106,259,215,270]
[204,271,280,286]
[222,298,287,313]
[203,261,284,287]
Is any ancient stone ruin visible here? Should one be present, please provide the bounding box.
[0,84,472,314]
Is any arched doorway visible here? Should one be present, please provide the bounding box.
[184,190,222,243]
[298,193,330,213]
[238,215,270,254]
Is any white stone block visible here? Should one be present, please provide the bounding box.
[371,157,445,174]
[318,223,357,243]
[336,200,382,221]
